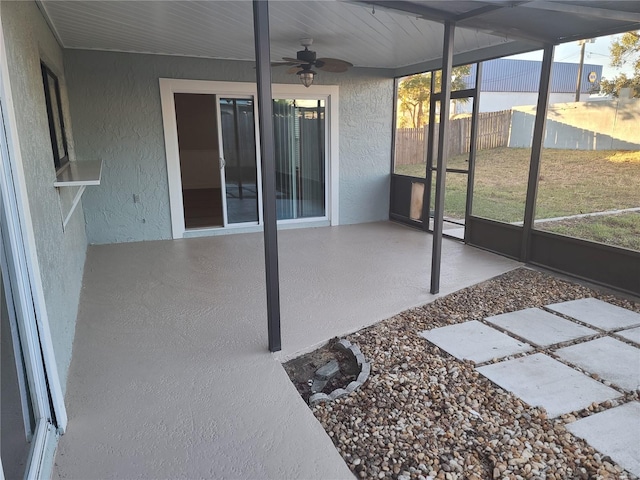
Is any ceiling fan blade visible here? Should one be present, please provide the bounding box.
[282,57,301,63]
[316,58,353,73]
[286,65,303,74]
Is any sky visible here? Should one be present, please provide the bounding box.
[508,32,636,80]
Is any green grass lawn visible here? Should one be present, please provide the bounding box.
[539,212,640,251]
[395,147,640,250]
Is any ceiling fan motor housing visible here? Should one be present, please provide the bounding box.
[297,47,317,64]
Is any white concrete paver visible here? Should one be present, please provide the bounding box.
[420,300,640,473]
[476,353,622,418]
[547,298,640,331]
[556,337,640,392]
[566,402,640,477]
[485,308,596,347]
[617,326,640,345]
[420,320,532,364]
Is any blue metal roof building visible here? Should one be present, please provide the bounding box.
[465,59,603,93]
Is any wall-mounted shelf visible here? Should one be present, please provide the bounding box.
[54,159,102,187]
[53,160,102,229]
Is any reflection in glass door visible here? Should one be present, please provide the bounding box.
[273,99,326,220]
[218,98,259,224]
[174,93,224,229]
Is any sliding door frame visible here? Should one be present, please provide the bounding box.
[160,79,339,239]
[0,16,66,479]
[215,95,262,228]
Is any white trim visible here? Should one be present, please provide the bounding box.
[1,246,34,441]
[215,95,229,227]
[329,91,340,225]
[54,160,102,231]
[182,219,331,238]
[159,79,339,238]
[53,159,102,186]
[0,10,67,435]
[24,419,48,480]
[159,79,185,238]
[61,185,86,229]
[216,94,262,227]
[269,84,340,226]
[251,94,264,226]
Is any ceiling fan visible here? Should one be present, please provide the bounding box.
[273,39,353,87]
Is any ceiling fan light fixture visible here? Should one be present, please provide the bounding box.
[298,69,315,88]
[276,38,351,83]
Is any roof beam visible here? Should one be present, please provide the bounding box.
[458,17,554,45]
[454,3,515,22]
[520,1,640,23]
[554,23,640,44]
[393,39,538,77]
[350,0,548,45]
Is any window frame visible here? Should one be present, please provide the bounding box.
[40,62,69,172]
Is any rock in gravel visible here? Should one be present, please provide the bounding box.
[316,360,340,380]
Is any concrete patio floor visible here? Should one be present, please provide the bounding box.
[53,221,519,479]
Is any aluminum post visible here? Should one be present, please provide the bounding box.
[521,44,555,262]
[430,21,455,294]
[252,0,281,352]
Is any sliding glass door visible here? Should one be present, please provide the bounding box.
[161,80,337,238]
[1,95,64,479]
[217,97,260,225]
[273,99,326,220]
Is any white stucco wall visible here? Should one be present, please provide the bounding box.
[509,99,640,150]
[1,2,86,394]
[64,50,394,244]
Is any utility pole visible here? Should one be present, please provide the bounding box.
[575,39,594,102]
[575,40,586,102]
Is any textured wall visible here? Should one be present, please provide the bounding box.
[337,74,393,225]
[1,2,86,394]
[64,50,393,244]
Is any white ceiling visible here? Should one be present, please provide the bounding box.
[38,1,640,73]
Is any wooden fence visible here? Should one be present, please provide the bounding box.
[395,109,512,165]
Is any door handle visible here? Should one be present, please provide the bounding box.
[219,157,225,169]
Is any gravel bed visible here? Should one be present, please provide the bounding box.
[311,267,640,480]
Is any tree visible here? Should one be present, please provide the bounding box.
[599,31,640,98]
[397,65,471,128]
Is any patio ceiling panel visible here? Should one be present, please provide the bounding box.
[38,1,257,60]
[38,0,540,71]
[39,1,640,77]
